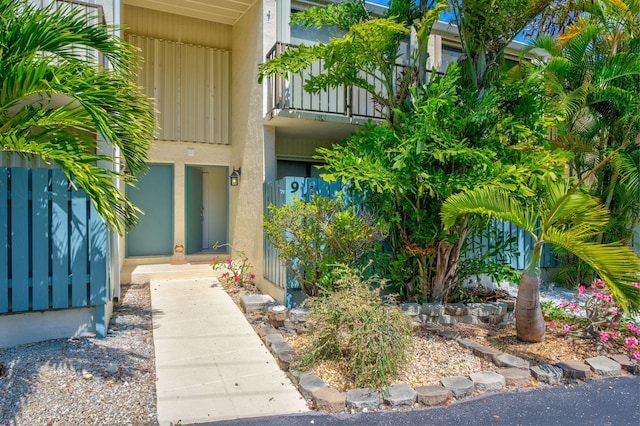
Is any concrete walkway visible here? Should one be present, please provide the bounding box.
[150,276,308,425]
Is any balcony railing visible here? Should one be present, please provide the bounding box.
[266,42,424,121]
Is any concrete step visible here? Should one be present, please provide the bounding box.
[127,263,219,284]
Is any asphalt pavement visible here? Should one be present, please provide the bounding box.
[201,375,640,426]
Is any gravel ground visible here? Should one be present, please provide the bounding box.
[0,283,158,426]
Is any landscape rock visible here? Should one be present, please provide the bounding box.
[556,360,592,380]
[298,372,327,400]
[267,305,289,326]
[239,294,274,313]
[346,388,381,411]
[496,368,531,387]
[531,364,563,384]
[400,303,421,316]
[415,385,451,406]
[421,303,444,316]
[441,376,474,399]
[470,371,505,392]
[585,356,621,376]
[609,354,640,375]
[264,333,286,349]
[383,383,417,407]
[312,387,346,414]
[495,353,530,370]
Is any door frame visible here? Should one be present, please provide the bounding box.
[184,164,230,254]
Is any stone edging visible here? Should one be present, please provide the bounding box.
[240,295,640,414]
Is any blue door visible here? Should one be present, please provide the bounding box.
[126,164,174,256]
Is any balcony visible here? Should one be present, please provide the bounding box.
[265,42,406,124]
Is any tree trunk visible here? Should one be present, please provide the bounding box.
[430,225,468,303]
[515,246,545,342]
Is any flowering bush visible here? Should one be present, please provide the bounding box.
[211,248,255,287]
[543,279,640,359]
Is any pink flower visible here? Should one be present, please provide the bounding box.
[250,274,256,280]
[562,324,571,331]
[631,282,640,288]
[631,350,640,359]
[559,301,569,308]
[221,272,228,278]
[212,257,217,262]
[608,308,619,316]
[233,275,238,283]
[568,302,578,312]
[599,330,609,343]
[626,323,639,334]
[226,259,232,265]
[595,278,605,288]
[548,320,557,328]
[577,285,586,296]
[624,337,639,349]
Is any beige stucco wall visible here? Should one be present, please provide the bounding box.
[230,0,284,303]
[147,141,231,248]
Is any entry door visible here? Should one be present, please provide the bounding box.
[126,164,174,256]
[186,166,203,254]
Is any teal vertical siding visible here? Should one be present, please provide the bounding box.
[0,166,109,336]
[0,168,8,313]
[52,169,70,309]
[264,177,571,306]
[11,168,29,312]
[32,169,50,310]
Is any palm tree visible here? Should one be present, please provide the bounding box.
[0,0,154,233]
[516,0,640,247]
[441,178,640,342]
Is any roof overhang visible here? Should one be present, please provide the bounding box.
[122,0,256,25]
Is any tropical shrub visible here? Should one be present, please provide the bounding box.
[545,279,640,359]
[210,243,255,287]
[294,268,414,389]
[264,196,387,296]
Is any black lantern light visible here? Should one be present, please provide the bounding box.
[230,168,241,186]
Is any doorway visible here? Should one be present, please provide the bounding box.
[185,165,228,254]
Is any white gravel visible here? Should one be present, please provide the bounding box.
[0,283,158,425]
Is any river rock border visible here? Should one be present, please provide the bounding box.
[240,295,640,414]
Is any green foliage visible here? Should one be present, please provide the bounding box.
[210,243,255,287]
[0,0,154,233]
[258,0,447,124]
[519,0,640,247]
[540,300,573,322]
[295,268,414,390]
[442,177,640,314]
[263,196,387,297]
[319,66,565,302]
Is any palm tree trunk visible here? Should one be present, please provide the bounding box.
[515,244,545,342]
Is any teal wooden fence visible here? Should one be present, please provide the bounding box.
[263,177,344,307]
[263,177,640,304]
[0,166,110,337]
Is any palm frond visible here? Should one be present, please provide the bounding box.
[441,186,536,235]
[544,228,640,313]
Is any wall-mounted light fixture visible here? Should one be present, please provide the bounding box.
[230,167,241,186]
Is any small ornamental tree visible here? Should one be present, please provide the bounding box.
[442,177,640,342]
[264,196,387,297]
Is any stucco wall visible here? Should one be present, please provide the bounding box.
[147,141,231,250]
[230,0,284,303]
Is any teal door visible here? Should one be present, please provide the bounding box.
[186,166,203,254]
[126,164,174,256]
